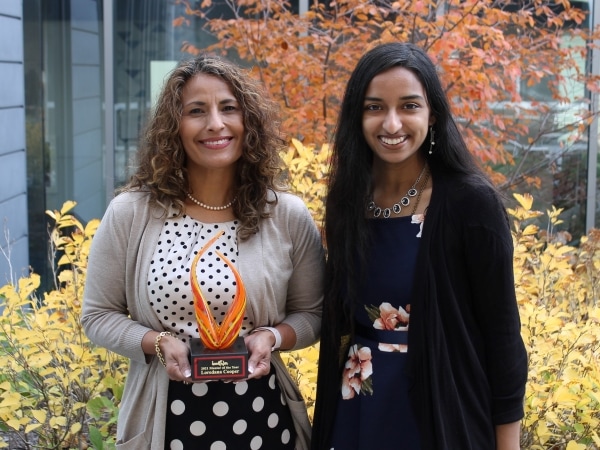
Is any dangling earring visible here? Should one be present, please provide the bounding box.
[428,127,435,155]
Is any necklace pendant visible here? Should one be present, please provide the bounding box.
[366,164,428,219]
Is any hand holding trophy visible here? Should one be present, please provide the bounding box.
[189,230,249,381]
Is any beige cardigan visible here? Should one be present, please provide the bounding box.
[81,190,325,449]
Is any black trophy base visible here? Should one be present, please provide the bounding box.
[189,336,248,381]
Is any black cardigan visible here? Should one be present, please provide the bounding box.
[312,172,528,449]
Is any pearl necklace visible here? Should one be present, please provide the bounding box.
[187,192,236,211]
[367,165,428,218]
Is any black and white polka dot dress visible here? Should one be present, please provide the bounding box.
[148,212,296,450]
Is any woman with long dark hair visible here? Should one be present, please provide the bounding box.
[312,42,527,450]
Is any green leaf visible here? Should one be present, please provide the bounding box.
[88,425,105,450]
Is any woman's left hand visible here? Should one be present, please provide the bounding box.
[244,330,276,379]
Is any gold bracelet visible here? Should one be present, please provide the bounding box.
[154,331,173,367]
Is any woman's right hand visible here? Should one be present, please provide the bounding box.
[143,331,192,382]
[159,333,193,382]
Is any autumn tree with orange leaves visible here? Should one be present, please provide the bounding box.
[174,0,599,232]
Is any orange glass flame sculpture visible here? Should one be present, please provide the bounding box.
[190,229,246,350]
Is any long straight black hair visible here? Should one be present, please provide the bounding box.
[324,42,489,331]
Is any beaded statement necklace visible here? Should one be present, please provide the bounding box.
[367,165,429,218]
[187,192,236,211]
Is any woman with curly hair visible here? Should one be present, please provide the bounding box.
[82,54,324,450]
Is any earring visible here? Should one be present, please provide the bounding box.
[428,127,435,155]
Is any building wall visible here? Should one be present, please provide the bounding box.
[0,1,28,285]
[66,0,104,222]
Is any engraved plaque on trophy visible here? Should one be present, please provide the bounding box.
[189,230,248,381]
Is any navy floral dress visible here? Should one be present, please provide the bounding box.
[329,214,425,450]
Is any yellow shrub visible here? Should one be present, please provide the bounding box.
[279,139,329,422]
[510,194,600,449]
[0,202,126,449]
[281,138,329,228]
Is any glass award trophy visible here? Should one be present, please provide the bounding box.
[189,230,248,381]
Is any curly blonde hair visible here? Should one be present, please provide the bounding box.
[125,54,286,239]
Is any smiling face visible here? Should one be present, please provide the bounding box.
[362,66,435,167]
[179,73,245,175]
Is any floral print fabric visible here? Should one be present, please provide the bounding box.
[329,216,423,450]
